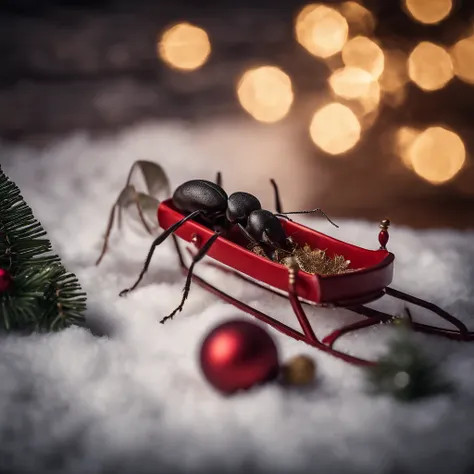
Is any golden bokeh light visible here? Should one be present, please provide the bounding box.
[158,23,211,71]
[329,67,375,99]
[407,127,466,184]
[237,66,294,123]
[358,84,381,115]
[408,42,453,91]
[329,67,381,114]
[295,4,349,58]
[450,35,474,84]
[395,126,420,168]
[379,49,409,93]
[309,103,361,155]
[342,36,384,79]
[339,1,376,36]
[404,0,453,25]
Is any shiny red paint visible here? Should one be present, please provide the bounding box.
[199,319,280,394]
[158,199,394,307]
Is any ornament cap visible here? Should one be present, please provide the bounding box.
[380,218,391,230]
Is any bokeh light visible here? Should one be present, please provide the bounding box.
[407,126,466,184]
[395,126,420,169]
[383,88,407,109]
[404,0,453,25]
[295,4,349,58]
[309,103,361,155]
[339,2,376,36]
[408,42,453,91]
[450,35,474,84]
[379,49,409,93]
[329,67,380,114]
[358,85,381,115]
[237,66,294,123]
[158,23,211,71]
[329,67,375,99]
[342,36,385,79]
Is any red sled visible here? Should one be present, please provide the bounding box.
[158,199,474,366]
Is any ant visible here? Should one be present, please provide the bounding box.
[96,161,338,323]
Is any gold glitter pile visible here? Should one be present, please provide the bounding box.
[252,243,352,276]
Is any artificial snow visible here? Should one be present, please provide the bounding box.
[1,121,474,474]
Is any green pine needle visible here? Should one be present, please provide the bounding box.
[0,166,87,333]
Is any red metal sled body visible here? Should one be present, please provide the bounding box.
[157,199,472,366]
[158,199,394,307]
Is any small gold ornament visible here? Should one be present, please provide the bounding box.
[280,354,317,386]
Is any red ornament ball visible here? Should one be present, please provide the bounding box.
[0,269,13,293]
[199,319,279,395]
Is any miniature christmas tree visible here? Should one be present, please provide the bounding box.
[0,166,86,332]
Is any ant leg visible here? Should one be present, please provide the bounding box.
[118,161,141,230]
[121,186,155,234]
[216,171,222,187]
[96,185,157,266]
[96,192,121,266]
[97,159,169,266]
[118,160,169,229]
[275,214,293,222]
[276,208,339,228]
[96,184,134,266]
[270,179,283,213]
[160,231,221,324]
[119,210,202,296]
[236,223,259,249]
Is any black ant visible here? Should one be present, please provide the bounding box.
[96,161,337,323]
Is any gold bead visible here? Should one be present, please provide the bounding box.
[379,218,391,230]
[281,354,316,386]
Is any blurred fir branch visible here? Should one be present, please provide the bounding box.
[366,312,452,402]
[0,165,87,332]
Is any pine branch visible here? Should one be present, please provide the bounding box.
[0,166,87,332]
[366,317,452,401]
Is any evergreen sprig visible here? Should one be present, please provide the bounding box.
[0,166,87,332]
[366,317,452,401]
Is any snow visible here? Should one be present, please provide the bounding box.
[1,120,474,474]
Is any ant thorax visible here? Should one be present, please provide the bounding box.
[226,192,261,223]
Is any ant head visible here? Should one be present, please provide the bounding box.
[226,192,262,223]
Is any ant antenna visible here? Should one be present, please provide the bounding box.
[277,208,339,228]
[216,171,222,188]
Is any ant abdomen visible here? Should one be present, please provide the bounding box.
[173,180,228,215]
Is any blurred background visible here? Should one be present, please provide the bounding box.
[1,0,474,228]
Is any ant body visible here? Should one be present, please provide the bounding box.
[96,162,337,323]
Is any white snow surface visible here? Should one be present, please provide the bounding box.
[1,122,474,474]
